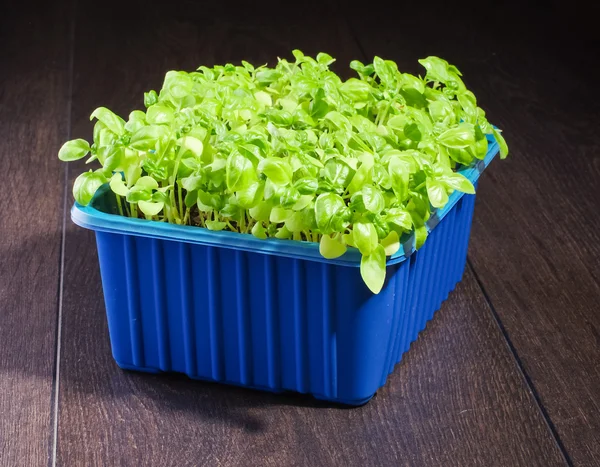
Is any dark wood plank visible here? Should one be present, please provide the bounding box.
[0,1,71,464]
[346,2,600,465]
[57,1,565,465]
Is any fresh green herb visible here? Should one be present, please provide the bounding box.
[58,52,507,293]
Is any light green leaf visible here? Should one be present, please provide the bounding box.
[292,195,313,211]
[130,125,168,151]
[385,208,413,232]
[404,123,422,142]
[418,56,451,83]
[314,193,346,234]
[316,52,335,65]
[360,244,386,294]
[126,187,152,203]
[109,173,129,196]
[135,176,159,190]
[388,157,410,201]
[373,56,396,88]
[138,200,164,216]
[362,184,385,213]
[206,220,227,231]
[324,111,352,133]
[440,173,475,194]
[292,49,304,62]
[236,181,264,208]
[457,91,477,116]
[270,207,290,223]
[340,78,373,101]
[249,201,272,222]
[438,124,476,149]
[144,90,158,107]
[401,73,425,94]
[294,177,318,195]
[181,175,203,192]
[352,222,378,256]
[258,158,293,186]
[251,222,267,239]
[146,104,174,125]
[347,152,374,194]
[414,225,428,249]
[90,107,125,135]
[58,139,90,161]
[274,225,292,239]
[178,136,204,158]
[428,100,453,122]
[226,153,257,192]
[254,91,272,107]
[319,234,347,259]
[285,211,306,232]
[73,171,106,206]
[426,178,449,208]
[492,127,509,159]
[381,231,400,256]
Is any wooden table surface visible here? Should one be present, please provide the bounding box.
[1,0,598,465]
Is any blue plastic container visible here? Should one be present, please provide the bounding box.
[71,137,500,405]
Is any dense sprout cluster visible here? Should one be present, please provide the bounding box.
[58,51,508,293]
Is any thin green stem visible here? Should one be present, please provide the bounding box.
[413,181,426,192]
[116,195,124,216]
[170,147,185,223]
[178,183,184,220]
[240,210,246,232]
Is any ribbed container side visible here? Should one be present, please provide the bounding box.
[95,193,477,406]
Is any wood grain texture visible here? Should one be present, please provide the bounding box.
[345,2,600,465]
[0,1,70,465]
[55,1,564,465]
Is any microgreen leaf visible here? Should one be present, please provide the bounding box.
[319,234,347,259]
[361,184,385,213]
[130,125,168,150]
[352,222,378,256]
[381,231,400,256]
[492,127,509,159]
[206,220,227,231]
[360,244,386,294]
[226,153,257,192]
[73,171,106,206]
[426,178,449,208]
[439,173,475,194]
[146,104,175,125]
[251,221,267,239]
[314,193,346,234]
[258,158,293,186]
[109,173,129,196]
[58,139,90,161]
[138,200,164,216]
[438,124,476,149]
[90,107,126,136]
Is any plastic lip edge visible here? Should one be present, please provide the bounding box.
[71,139,500,267]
